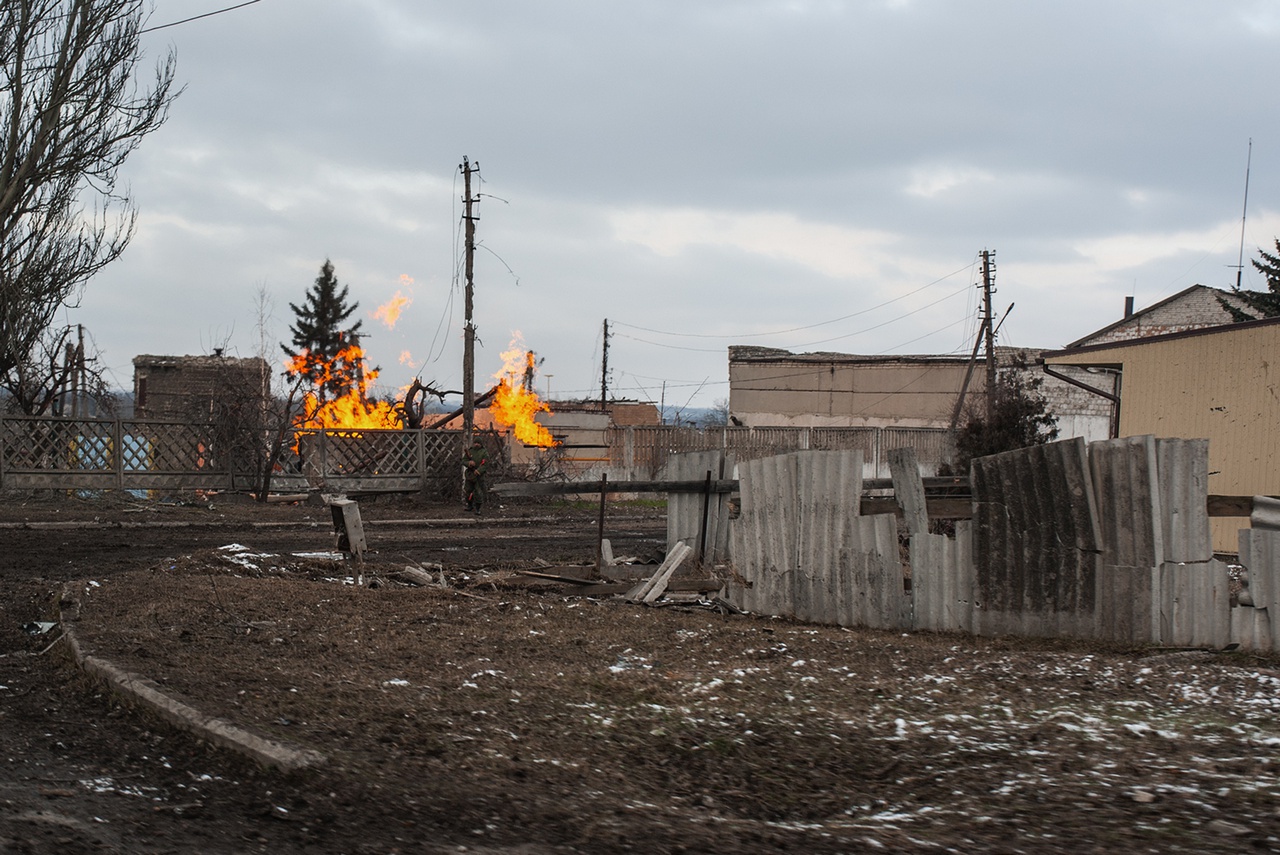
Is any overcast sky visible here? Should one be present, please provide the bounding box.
[74,0,1280,412]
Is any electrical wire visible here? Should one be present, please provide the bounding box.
[613,279,973,354]
[141,0,266,33]
[611,262,973,340]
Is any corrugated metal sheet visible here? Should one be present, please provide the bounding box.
[794,449,865,626]
[1154,560,1231,648]
[970,438,1101,638]
[911,522,974,633]
[728,452,799,616]
[1156,438,1212,563]
[1094,565,1155,645]
[726,450,909,629]
[1238,528,1280,650]
[1089,435,1163,569]
[881,428,956,478]
[663,451,732,563]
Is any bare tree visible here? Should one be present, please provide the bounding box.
[0,0,178,413]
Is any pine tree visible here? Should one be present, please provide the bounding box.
[1225,239,1280,320]
[283,260,364,400]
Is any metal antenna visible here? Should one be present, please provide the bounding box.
[1235,138,1252,291]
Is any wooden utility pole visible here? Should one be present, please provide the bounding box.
[461,156,479,445]
[981,249,997,426]
[600,318,610,411]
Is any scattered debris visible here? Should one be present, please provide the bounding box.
[328,498,367,561]
[626,541,693,604]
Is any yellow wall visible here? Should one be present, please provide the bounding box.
[1047,320,1280,550]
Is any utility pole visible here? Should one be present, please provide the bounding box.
[600,318,610,411]
[461,156,479,446]
[981,249,997,426]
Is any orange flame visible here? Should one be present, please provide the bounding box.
[490,337,557,447]
[287,342,403,433]
[398,349,415,368]
[373,289,412,329]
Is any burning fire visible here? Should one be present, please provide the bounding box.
[490,336,557,448]
[283,330,557,450]
[373,280,413,329]
[287,342,403,432]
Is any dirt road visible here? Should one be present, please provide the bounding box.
[2,491,1279,853]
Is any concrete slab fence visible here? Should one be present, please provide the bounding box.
[722,437,1279,650]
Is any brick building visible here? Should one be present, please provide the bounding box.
[133,354,271,421]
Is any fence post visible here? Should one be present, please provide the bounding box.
[623,427,635,479]
[873,428,882,478]
[319,430,329,487]
[113,418,124,490]
[0,414,6,490]
[417,429,427,491]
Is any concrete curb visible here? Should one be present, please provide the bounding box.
[58,583,326,772]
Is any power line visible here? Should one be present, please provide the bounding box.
[611,262,973,340]
[612,280,972,354]
[141,0,266,33]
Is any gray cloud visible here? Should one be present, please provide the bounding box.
[75,0,1280,406]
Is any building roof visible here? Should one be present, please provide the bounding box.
[1063,285,1255,349]
[729,346,975,366]
[1045,314,1280,365]
[133,353,267,369]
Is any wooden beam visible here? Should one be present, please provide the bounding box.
[493,479,738,496]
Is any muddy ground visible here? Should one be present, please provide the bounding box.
[1,489,1279,854]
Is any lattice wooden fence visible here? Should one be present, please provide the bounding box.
[0,416,463,494]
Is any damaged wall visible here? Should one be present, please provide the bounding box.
[724,450,909,629]
[725,436,1278,651]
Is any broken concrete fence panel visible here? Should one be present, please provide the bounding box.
[600,538,615,567]
[888,447,928,537]
[1238,528,1280,650]
[1155,559,1231,649]
[1229,602,1272,652]
[638,542,693,604]
[665,451,727,561]
[1156,438,1212,563]
[1253,496,1280,531]
[628,541,688,603]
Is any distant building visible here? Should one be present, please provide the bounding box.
[133,354,271,421]
[728,346,980,430]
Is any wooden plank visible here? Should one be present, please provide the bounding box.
[493,479,737,497]
[569,579,723,597]
[862,497,972,519]
[517,570,600,585]
[1207,495,1259,517]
